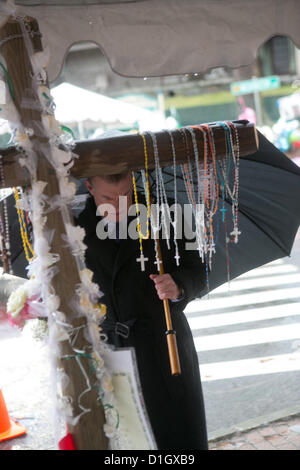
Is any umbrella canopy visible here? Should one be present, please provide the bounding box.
[133,130,300,296]
[66,126,300,297]
[50,82,155,127]
[2,122,300,296]
[201,132,300,295]
[0,1,299,81]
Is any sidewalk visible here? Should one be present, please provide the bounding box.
[2,410,300,450]
[209,408,300,450]
[1,282,300,450]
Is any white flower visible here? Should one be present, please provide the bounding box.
[60,179,77,198]
[102,376,114,393]
[104,423,117,439]
[66,224,86,249]
[52,148,72,165]
[63,224,87,257]
[80,268,101,298]
[46,294,60,312]
[91,351,104,369]
[7,287,28,318]
[51,323,69,342]
[88,321,101,344]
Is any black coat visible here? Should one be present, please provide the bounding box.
[76,195,208,450]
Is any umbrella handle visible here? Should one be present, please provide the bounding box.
[156,236,181,376]
[163,298,182,376]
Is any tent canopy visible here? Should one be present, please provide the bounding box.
[51,82,154,124]
[0,0,299,82]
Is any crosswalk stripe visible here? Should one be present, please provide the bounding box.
[190,258,300,383]
[188,302,300,330]
[200,352,300,382]
[210,273,300,294]
[193,323,300,352]
[186,286,300,312]
[235,264,298,279]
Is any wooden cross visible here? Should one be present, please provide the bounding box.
[0,122,258,189]
[0,14,259,452]
[0,16,107,451]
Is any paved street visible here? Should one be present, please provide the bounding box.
[186,227,300,436]
[0,312,55,450]
[209,413,300,450]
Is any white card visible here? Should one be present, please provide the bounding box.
[102,347,157,450]
[0,80,6,105]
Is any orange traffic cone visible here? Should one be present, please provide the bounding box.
[0,389,26,442]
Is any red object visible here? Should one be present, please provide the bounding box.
[59,432,75,450]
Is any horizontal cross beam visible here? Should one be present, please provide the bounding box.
[0,120,258,188]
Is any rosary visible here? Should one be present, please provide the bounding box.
[131,124,241,290]
[132,133,150,271]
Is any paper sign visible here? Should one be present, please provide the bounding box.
[102,347,157,450]
[0,80,5,105]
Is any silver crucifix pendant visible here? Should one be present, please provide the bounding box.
[154,257,163,272]
[136,253,149,271]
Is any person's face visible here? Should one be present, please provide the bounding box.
[85,173,133,222]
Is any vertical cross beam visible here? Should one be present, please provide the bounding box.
[0,16,108,450]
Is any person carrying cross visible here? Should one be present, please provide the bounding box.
[76,168,209,450]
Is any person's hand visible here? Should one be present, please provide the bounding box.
[150,273,181,300]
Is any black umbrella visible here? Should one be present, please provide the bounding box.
[5,129,300,299]
[134,130,300,297]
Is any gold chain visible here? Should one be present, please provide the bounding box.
[14,187,35,262]
[132,134,152,252]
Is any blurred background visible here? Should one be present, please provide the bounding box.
[1,34,300,449]
[1,34,300,167]
[4,35,300,156]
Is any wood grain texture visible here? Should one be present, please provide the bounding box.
[0,121,258,186]
[0,16,108,450]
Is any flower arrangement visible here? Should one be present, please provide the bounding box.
[6,283,46,329]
